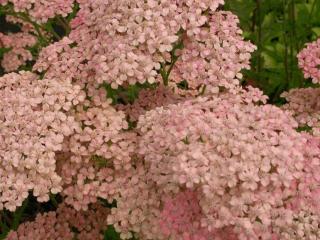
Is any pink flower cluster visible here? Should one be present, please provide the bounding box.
[1,0,320,239]
[116,85,182,122]
[33,0,255,92]
[0,32,37,72]
[0,71,85,211]
[58,89,137,211]
[281,38,320,136]
[282,88,320,136]
[0,0,74,23]
[133,95,320,240]
[6,202,109,240]
[169,11,256,94]
[297,38,320,84]
[159,190,212,240]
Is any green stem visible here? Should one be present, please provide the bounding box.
[291,0,298,51]
[282,0,289,89]
[160,57,178,86]
[45,21,62,40]
[289,0,294,84]
[167,55,179,77]
[160,36,184,86]
[255,0,262,78]
[67,2,80,23]
[1,5,64,43]
[5,11,49,45]
[309,0,317,19]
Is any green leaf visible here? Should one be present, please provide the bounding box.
[312,27,320,36]
[104,225,121,240]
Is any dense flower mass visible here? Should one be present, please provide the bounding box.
[6,202,109,240]
[281,87,320,136]
[0,0,74,23]
[297,38,320,84]
[134,95,320,240]
[169,11,256,94]
[116,85,182,122]
[0,71,85,211]
[58,89,137,210]
[0,0,319,240]
[159,190,212,240]
[33,0,255,92]
[0,32,37,72]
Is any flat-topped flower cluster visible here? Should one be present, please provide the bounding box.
[297,38,320,84]
[0,0,320,240]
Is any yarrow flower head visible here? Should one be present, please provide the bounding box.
[169,11,256,95]
[297,38,320,84]
[159,190,212,240]
[57,88,136,211]
[0,32,37,72]
[1,1,319,240]
[281,87,320,136]
[131,94,320,240]
[116,85,182,122]
[0,71,85,211]
[0,0,74,23]
[33,0,255,92]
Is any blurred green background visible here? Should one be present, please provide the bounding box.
[224,0,320,103]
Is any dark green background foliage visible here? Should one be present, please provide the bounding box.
[0,0,320,239]
[224,0,320,103]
